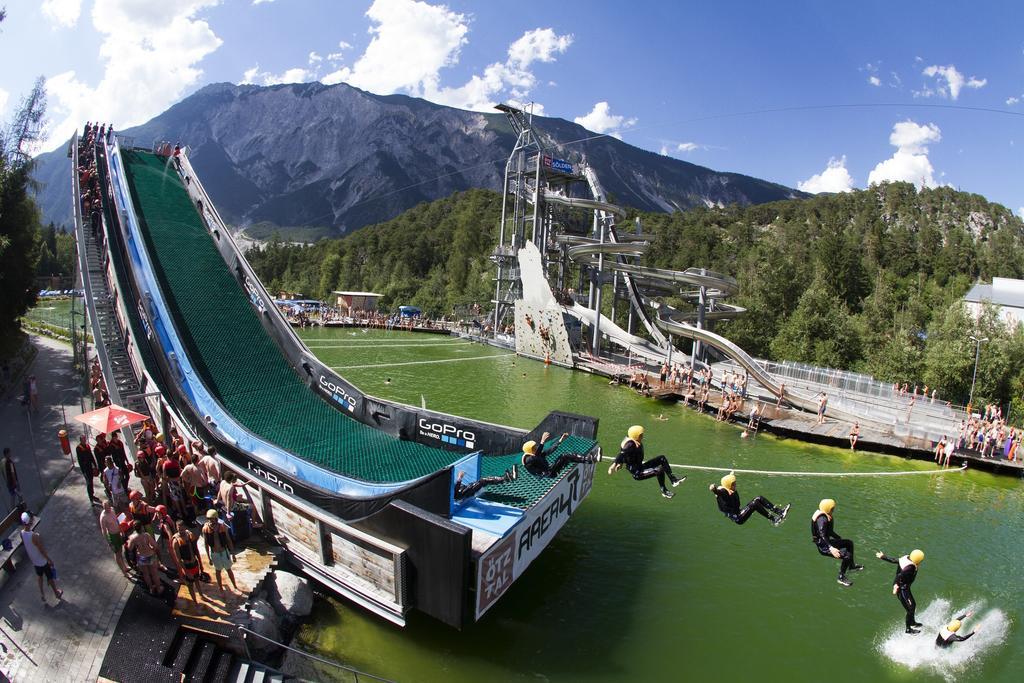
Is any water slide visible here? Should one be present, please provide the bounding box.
[541,178,876,421]
[105,144,590,507]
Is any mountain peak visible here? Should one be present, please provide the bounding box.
[32,83,804,235]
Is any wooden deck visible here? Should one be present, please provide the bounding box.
[171,535,283,622]
[637,380,1024,476]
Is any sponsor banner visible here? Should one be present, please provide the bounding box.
[475,461,595,618]
[318,374,359,413]
[243,277,267,314]
[247,460,296,494]
[541,154,574,175]
[417,417,476,449]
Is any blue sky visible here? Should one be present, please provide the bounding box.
[2,0,1022,215]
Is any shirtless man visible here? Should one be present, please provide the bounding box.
[202,509,238,593]
[180,457,207,517]
[127,520,161,594]
[198,447,221,495]
[98,501,130,577]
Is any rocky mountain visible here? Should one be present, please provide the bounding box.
[33,81,804,237]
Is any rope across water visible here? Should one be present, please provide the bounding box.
[663,462,968,477]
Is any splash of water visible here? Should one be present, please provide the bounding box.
[878,598,1009,681]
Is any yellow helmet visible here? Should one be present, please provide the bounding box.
[909,549,924,565]
[522,440,537,455]
[721,472,736,490]
[819,498,836,514]
[627,425,645,440]
[947,619,962,633]
[155,432,165,442]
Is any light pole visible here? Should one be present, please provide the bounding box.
[968,335,988,412]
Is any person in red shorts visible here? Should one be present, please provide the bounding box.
[171,519,205,604]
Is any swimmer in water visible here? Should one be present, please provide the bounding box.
[654,414,668,421]
[935,611,981,648]
[876,548,925,633]
[608,425,685,499]
[385,377,392,385]
[709,472,790,527]
[811,498,863,587]
[521,432,600,478]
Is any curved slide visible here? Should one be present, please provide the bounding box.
[543,173,891,426]
[544,184,669,346]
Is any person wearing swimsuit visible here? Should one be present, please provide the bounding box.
[811,499,863,587]
[936,612,980,648]
[876,548,925,633]
[521,432,599,478]
[127,520,161,595]
[608,426,685,499]
[709,472,790,527]
[172,520,206,603]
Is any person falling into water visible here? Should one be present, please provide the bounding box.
[936,611,981,648]
[608,425,685,499]
[876,548,925,633]
[709,472,790,526]
[811,498,863,587]
[521,432,600,478]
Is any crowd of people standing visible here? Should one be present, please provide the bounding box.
[76,417,260,600]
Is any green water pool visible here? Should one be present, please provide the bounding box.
[294,328,1022,682]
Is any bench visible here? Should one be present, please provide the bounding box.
[0,507,39,575]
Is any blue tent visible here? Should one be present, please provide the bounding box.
[398,306,422,318]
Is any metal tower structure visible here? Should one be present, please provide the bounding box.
[490,104,582,334]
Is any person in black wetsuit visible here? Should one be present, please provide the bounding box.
[876,548,925,633]
[607,425,685,499]
[521,432,599,478]
[453,466,518,500]
[811,498,863,586]
[709,472,790,526]
[936,612,980,648]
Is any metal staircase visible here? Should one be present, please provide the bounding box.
[71,133,147,413]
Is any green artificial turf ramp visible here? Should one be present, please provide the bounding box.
[120,149,592,505]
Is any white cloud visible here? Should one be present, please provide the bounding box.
[1007,95,1020,106]
[318,3,571,112]
[337,40,353,50]
[43,0,222,151]
[573,101,636,138]
[676,142,699,152]
[506,27,572,70]
[868,75,881,87]
[659,145,669,156]
[308,51,322,65]
[41,0,82,28]
[798,156,855,194]
[868,120,942,189]
[323,0,468,94]
[252,0,275,4]
[240,64,314,86]
[919,64,986,100]
[889,120,941,153]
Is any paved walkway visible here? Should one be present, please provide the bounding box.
[0,470,133,682]
[0,336,87,513]
[0,336,132,682]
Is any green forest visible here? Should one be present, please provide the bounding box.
[247,182,1024,414]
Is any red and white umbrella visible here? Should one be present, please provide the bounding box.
[74,404,150,433]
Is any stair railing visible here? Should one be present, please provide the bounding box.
[235,625,397,682]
